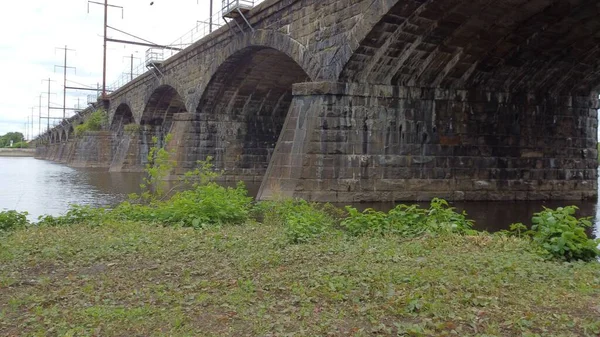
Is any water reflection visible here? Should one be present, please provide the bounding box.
[0,157,598,238]
[0,157,142,221]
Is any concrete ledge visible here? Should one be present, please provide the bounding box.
[0,148,35,157]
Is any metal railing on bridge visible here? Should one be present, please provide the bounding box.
[222,0,255,16]
[108,0,266,93]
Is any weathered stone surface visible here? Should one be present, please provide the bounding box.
[37,0,599,202]
[258,82,597,202]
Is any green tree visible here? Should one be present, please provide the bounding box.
[0,132,25,147]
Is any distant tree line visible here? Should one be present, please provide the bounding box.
[0,132,27,148]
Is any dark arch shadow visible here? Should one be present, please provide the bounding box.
[110,103,134,133]
[140,85,187,133]
[191,46,310,180]
[339,0,600,94]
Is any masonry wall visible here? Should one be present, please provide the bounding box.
[168,112,279,184]
[0,148,36,157]
[38,0,600,203]
[258,82,598,202]
[36,132,115,168]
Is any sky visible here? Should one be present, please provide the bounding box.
[0,0,217,139]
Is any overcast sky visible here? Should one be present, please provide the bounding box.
[0,0,219,138]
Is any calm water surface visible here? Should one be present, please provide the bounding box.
[0,157,598,237]
[0,157,143,221]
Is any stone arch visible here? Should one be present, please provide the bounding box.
[190,45,309,178]
[60,128,68,142]
[188,29,316,112]
[338,0,600,94]
[67,124,74,140]
[140,85,187,132]
[334,0,401,82]
[110,103,134,132]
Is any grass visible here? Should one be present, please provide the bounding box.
[1,221,599,336]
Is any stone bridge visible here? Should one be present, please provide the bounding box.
[37,0,600,202]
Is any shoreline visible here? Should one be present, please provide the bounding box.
[0,148,35,157]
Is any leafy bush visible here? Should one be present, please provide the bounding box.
[113,155,252,228]
[37,205,107,227]
[0,210,30,231]
[74,123,89,137]
[12,141,29,148]
[342,198,475,237]
[529,206,599,261]
[74,109,107,137]
[499,222,530,238]
[341,207,389,236]
[123,123,141,134]
[143,134,175,198]
[112,183,252,228]
[259,199,335,243]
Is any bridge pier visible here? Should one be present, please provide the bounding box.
[258,82,598,202]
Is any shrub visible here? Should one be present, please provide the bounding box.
[259,199,335,243]
[113,154,252,228]
[341,198,475,237]
[12,141,29,148]
[341,207,389,236]
[112,182,252,228]
[529,206,599,261]
[74,123,89,137]
[123,123,141,134]
[37,205,107,227]
[74,109,107,137]
[143,134,175,198]
[0,210,30,231]
[86,109,107,130]
[422,198,475,235]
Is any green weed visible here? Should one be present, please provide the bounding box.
[0,210,29,231]
[341,198,475,237]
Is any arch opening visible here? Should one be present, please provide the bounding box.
[192,47,309,179]
[140,85,187,133]
[340,0,600,94]
[111,103,134,133]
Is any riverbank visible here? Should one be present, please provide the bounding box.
[0,148,35,157]
[1,220,599,336]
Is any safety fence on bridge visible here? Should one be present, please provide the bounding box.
[108,0,266,93]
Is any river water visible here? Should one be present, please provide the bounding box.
[0,157,143,221]
[0,157,598,237]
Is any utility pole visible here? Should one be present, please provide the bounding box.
[130,54,133,81]
[88,0,124,100]
[54,46,76,119]
[210,0,213,33]
[38,94,42,136]
[30,107,35,140]
[25,115,29,141]
[103,0,108,100]
[123,54,140,81]
[41,79,55,132]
